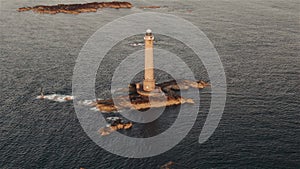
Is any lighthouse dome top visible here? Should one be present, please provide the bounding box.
[145,29,153,37]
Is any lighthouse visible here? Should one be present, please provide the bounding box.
[136,29,162,96]
[143,29,156,92]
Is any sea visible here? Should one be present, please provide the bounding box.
[1,0,299,168]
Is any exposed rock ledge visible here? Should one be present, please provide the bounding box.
[18,1,132,14]
[99,117,132,136]
[96,80,209,112]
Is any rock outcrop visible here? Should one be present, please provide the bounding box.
[160,161,174,169]
[99,118,133,136]
[18,1,132,14]
[96,80,209,112]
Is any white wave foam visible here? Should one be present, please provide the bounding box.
[90,107,99,111]
[36,94,74,102]
[129,43,143,47]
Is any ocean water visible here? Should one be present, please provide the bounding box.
[1,0,299,168]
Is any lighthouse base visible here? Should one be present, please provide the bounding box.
[143,79,156,92]
[136,83,163,97]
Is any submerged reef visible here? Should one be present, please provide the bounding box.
[18,1,132,14]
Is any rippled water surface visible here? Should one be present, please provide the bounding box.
[1,0,299,168]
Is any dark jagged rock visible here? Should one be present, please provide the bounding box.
[160,161,174,169]
[99,117,132,136]
[18,1,132,14]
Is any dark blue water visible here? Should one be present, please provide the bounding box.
[1,0,299,168]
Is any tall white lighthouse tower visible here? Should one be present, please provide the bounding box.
[143,29,155,92]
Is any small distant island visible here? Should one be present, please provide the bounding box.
[18,1,132,14]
